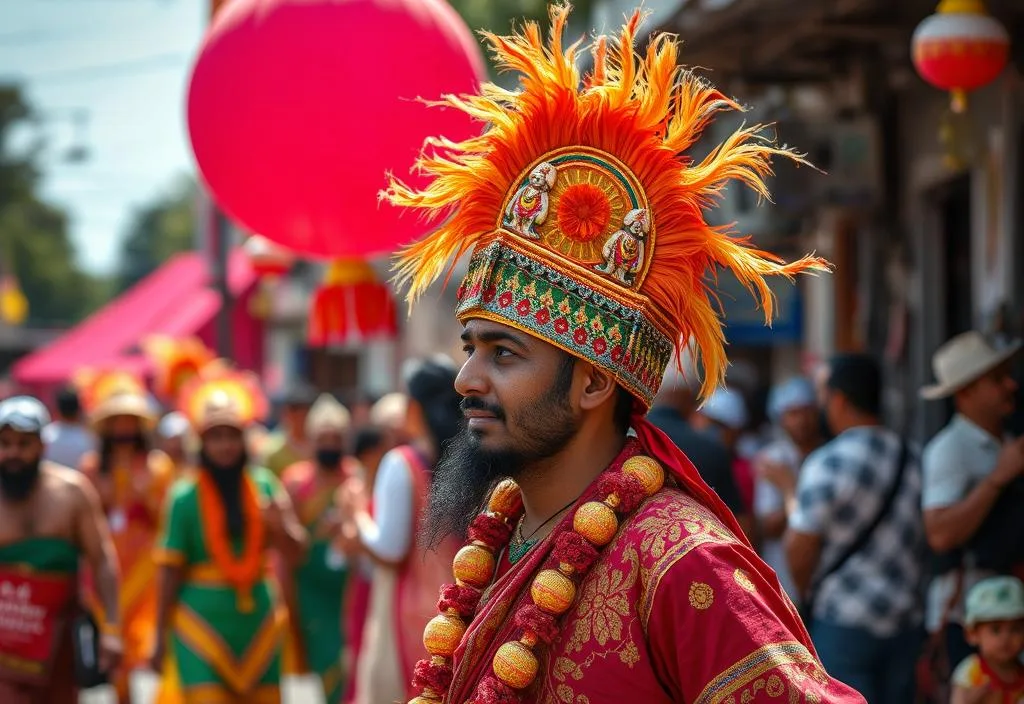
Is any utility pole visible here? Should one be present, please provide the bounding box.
[208,0,233,359]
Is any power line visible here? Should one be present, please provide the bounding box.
[5,52,189,86]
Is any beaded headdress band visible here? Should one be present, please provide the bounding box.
[384,4,827,407]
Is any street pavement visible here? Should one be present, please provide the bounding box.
[79,673,326,703]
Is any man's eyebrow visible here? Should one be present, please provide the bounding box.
[460,328,528,348]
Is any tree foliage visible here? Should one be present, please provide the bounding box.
[447,0,598,78]
[0,85,107,326]
[113,175,197,295]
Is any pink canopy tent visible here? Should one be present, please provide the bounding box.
[13,249,262,399]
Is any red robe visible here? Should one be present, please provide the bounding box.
[448,426,866,703]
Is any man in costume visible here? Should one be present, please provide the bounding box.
[262,382,317,476]
[0,396,122,704]
[77,370,176,703]
[281,393,353,703]
[150,365,307,704]
[382,7,866,702]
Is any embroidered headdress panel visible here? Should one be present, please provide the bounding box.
[383,4,828,408]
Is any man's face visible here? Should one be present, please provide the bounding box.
[283,404,311,437]
[160,435,185,460]
[106,415,142,443]
[781,405,819,446]
[0,427,43,501]
[201,425,246,469]
[823,388,845,436]
[456,318,580,459]
[423,319,582,542]
[961,362,1018,420]
[314,429,345,453]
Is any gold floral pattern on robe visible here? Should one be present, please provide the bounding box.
[536,489,855,704]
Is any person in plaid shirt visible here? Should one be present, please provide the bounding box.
[784,354,927,702]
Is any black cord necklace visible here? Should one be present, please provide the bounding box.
[508,495,580,565]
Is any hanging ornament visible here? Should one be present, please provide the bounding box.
[0,276,27,326]
[242,235,295,280]
[307,259,397,348]
[912,0,1010,114]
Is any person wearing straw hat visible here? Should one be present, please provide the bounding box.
[921,331,1024,669]
[0,395,122,704]
[76,372,176,704]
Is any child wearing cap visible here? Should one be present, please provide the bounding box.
[952,576,1024,703]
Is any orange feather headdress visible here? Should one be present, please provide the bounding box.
[142,335,216,404]
[383,4,828,406]
[74,368,156,428]
[177,361,268,434]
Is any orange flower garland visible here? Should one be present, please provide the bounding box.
[196,471,266,612]
[407,452,664,703]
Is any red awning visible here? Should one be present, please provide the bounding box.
[13,250,256,386]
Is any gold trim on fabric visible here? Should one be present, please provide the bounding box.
[693,641,818,704]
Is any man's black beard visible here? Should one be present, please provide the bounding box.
[199,449,248,538]
[99,433,149,474]
[423,354,581,547]
[0,459,41,502]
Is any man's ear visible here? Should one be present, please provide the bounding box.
[578,362,618,411]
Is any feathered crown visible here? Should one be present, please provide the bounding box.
[74,367,155,427]
[383,4,828,406]
[177,361,268,433]
[142,335,216,403]
[74,368,148,413]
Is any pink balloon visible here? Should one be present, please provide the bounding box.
[187,0,485,258]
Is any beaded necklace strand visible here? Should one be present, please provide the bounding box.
[409,453,665,703]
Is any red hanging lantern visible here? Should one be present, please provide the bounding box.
[912,0,1010,113]
[243,235,295,279]
[308,260,397,347]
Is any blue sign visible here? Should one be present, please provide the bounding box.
[715,268,804,345]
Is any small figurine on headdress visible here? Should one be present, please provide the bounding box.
[502,161,557,239]
[596,208,650,286]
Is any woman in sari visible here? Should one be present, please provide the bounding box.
[340,356,463,704]
[281,394,353,703]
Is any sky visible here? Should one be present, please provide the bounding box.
[0,0,206,275]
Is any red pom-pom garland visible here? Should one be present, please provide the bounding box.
[413,658,455,693]
[474,675,520,704]
[438,583,482,619]
[552,531,600,573]
[405,450,664,704]
[513,604,560,645]
[469,513,514,547]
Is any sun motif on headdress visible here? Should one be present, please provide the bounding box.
[383,4,829,402]
[177,361,267,430]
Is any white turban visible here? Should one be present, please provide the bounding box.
[305,394,351,437]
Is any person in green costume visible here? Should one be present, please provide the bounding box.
[0,395,122,704]
[281,393,353,703]
[149,367,308,704]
